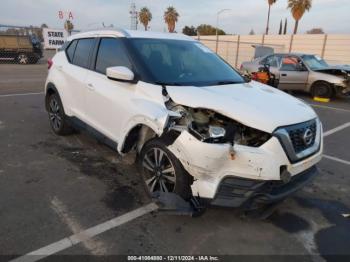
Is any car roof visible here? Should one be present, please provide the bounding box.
[67,29,195,42]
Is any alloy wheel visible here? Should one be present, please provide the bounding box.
[18,54,28,64]
[49,97,62,131]
[142,147,176,193]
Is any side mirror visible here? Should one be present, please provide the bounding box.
[106,66,135,82]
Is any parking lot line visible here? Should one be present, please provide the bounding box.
[323,122,350,137]
[10,203,158,262]
[323,154,350,166]
[309,103,350,113]
[0,92,44,98]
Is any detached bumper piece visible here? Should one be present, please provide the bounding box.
[211,166,318,209]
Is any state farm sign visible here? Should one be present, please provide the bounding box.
[43,28,68,49]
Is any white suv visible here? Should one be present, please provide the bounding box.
[45,29,323,209]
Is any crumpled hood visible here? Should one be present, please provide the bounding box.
[166,81,317,133]
[315,65,350,75]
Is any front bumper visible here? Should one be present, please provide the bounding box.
[210,165,318,208]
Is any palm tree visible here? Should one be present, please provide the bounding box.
[266,0,277,35]
[139,7,152,31]
[164,6,179,33]
[288,0,312,34]
[64,20,74,35]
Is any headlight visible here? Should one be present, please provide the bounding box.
[208,125,226,138]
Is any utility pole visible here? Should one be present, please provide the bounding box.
[129,3,138,30]
[215,9,231,53]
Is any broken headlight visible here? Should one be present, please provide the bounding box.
[166,102,271,147]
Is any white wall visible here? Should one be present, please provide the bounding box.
[195,34,350,68]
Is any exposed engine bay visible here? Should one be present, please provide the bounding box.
[164,99,271,147]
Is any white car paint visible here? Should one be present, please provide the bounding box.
[166,80,316,133]
[45,29,323,204]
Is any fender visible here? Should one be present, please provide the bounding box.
[117,98,171,153]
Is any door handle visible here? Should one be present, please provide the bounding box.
[281,73,287,77]
[87,83,95,91]
[57,65,63,71]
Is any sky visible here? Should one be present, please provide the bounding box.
[1,0,349,34]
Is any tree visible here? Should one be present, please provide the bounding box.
[307,28,324,34]
[182,26,197,36]
[266,0,277,35]
[164,6,179,33]
[287,0,312,34]
[41,23,48,29]
[139,7,152,31]
[284,18,288,34]
[196,24,225,35]
[249,29,255,35]
[64,20,74,35]
[278,20,283,34]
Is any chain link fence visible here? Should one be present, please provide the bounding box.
[0,25,44,64]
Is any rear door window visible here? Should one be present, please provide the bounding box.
[72,38,95,68]
[66,40,77,62]
[94,38,132,74]
[262,55,280,67]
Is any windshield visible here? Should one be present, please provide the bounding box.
[301,55,328,70]
[129,38,245,86]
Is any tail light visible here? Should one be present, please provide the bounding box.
[240,64,243,71]
[48,59,53,69]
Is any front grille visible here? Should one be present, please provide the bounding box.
[274,119,320,163]
[288,121,317,153]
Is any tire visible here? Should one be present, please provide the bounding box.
[311,82,334,98]
[17,53,29,64]
[138,138,192,200]
[47,93,73,135]
[29,56,39,64]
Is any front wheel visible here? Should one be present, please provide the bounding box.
[17,53,29,64]
[311,82,334,98]
[138,139,192,200]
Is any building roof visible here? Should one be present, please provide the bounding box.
[68,29,195,41]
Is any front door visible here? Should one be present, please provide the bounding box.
[84,37,135,143]
[278,55,309,91]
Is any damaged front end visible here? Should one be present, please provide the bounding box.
[315,67,350,96]
[156,87,322,210]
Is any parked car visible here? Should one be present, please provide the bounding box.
[0,34,43,64]
[241,47,350,98]
[45,30,323,210]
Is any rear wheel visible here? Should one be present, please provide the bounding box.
[17,53,29,64]
[47,93,73,135]
[138,139,192,200]
[311,82,334,98]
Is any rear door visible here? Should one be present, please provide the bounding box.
[61,38,95,120]
[84,37,135,143]
[261,54,281,77]
[278,55,309,91]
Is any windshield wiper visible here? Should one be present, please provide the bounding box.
[215,80,241,85]
[155,82,183,86]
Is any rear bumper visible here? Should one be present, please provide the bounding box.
[210,165,318,209]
